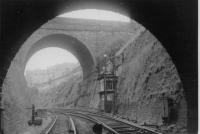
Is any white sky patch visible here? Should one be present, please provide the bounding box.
[25,47,78,73]
[58,9,131,22]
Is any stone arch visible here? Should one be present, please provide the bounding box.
[25,34,95,80]
[1,30,96,134]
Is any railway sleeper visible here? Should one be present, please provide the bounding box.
[116,129,138,133]
[108,123,125,126]
[117,132,138,134]
[111,126,131,129]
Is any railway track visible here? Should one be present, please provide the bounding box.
[65,110,161,134]
[75,108,161,133]
[41,114,77,134]
[41,108,162,134]
[40,116,57,134]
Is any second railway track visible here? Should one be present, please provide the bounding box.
[43,108,162,134]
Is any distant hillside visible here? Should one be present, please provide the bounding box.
[36,66,82,108]
[25,62,80,87]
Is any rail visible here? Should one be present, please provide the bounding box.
[41,116,57,134]
[62,108,162,134]
[69,116,77,134]
[38,108,162,134]
[59,111,119,134]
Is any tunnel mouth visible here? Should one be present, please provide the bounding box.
[24,34,95,80]
[24,47,82,91]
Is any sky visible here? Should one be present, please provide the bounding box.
[25,47,78,73]
[58,9,131,22]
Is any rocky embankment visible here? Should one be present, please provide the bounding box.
[38,31,186,133]
[114,30,187,131]
[38,30,187,133]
